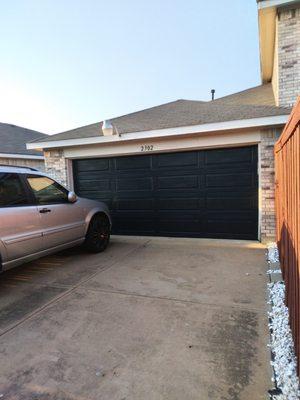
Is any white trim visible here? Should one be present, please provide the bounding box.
[0,153,44,160]
[258,0,299,9]
[27,115,289,150]
[63,130,262,159]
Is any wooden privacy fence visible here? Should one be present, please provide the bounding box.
[275,97,300,374]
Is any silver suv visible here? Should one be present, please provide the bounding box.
[0,165,111,272]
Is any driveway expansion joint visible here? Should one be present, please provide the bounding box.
[74,286,267,314]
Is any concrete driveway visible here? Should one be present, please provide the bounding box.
[0,236,270,400]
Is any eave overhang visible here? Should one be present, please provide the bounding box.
[258,0,300,83]
[258,0,300,9]
[27,115,289,151]
[258,6,277,83]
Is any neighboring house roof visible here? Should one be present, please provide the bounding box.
[0,123,47,156]
[30,84,290,145]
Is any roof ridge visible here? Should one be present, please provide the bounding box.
[111,99,205,123]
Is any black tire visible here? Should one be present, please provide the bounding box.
[84,214,110,253]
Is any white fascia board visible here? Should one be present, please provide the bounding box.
[0,153,44,160]
[27,115,289,150]
[258,0,299,9]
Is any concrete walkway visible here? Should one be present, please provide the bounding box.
[0,236,270,400]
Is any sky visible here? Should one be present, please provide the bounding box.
[0,0,261,135]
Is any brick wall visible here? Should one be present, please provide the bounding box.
[260,129,282,242]
[44,149,68,186]
[278,6,300,107]
[0,157,45,171]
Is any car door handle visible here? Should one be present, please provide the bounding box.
[39,208,51,214]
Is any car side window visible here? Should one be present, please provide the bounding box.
[0,173,29,207]
[26,175,68,205]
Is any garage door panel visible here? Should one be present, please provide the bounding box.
[157,209,202,218]
[76,178,111,191]
[158,198,205,210]
[75,158,109,172]
[155,151,198,168]
[115,155,151,170]
[207,220,257,236]
[116,198,154,211]
[205,147,254,165]
[204,163,256,175]
[206,173,254,188]
[75,170,116,180]
[152,169,204,180]
[116,177,153,191]
[73,146,258,239]
[114,209,155,217]
[207,196,257,210]
[158,218,204,234]
[113,216,155,234]
[157,175,199,190]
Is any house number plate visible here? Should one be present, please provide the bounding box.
[140,144,154,152]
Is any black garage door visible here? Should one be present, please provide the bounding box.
[73,146,258,240]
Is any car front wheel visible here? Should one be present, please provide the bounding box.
[84,214,110,253]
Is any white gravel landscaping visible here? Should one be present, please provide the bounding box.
[267,243,300,400]
[268,242,280,264]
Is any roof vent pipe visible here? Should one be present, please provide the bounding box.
[211,89,215,101]
[102,120,114,136]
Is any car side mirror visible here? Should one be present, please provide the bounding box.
[68,191,78,203]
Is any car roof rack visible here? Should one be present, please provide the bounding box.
[0,164,38,171]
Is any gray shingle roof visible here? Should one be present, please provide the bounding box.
[0,123,47,156]
[30,84,291,144]
[213,83,276,106]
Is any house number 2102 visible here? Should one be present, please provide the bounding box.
[140,144,154,152]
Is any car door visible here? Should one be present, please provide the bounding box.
[0,172,43,264]
[25,174,86,250]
